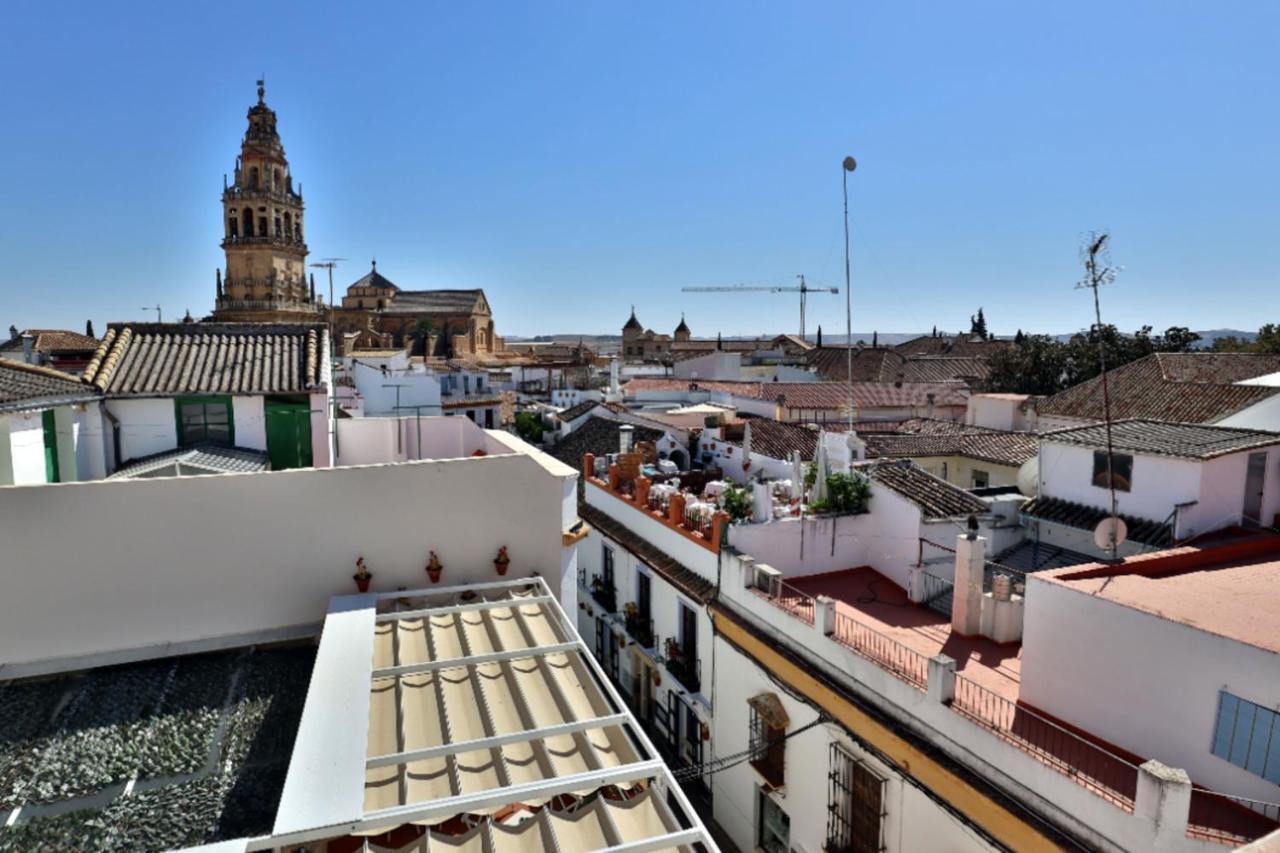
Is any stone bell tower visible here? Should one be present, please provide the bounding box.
[212,81,320,321]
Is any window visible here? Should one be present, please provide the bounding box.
[749,695,787,789]
[757,790,789,853]
[175,397,233,447]
[971,469,989,489]
[1092,450,1133,492]
[827,744,886,853]
[602,544,615,587]
[1212,691,1280,784]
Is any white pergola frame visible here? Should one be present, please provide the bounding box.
[254,575,715,852]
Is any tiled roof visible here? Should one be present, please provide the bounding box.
[578,502,715,603]
[0,360,100,413]
[808,346,992,385]
[624,378,969,411]
[83,323,328,396]
[864,429,1037,467]
[624,377,755,396]
[862,459,989,519]
[1037,353,1280,424]
[557,400,601,422]
[894,334,1013,357]
[0,329,100,353]
[722,419,820,461]
[1042,419,1280,460]
[382,289,486,314]
[623,309,643,331]
[900,357,991,383]
[547,416,665,469]
[992,540,1096,573]
[1020,495,1172,547]
[107,444,270,479]
[345,267,400,291]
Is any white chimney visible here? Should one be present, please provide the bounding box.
[21,334,35,364]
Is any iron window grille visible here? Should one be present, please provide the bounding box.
[826,744,886,853]
[750,705,786,789]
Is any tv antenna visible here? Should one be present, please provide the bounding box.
[310,258,347,340]
[141,305,162,323]
[681,275,837,340]
[1075,231,1125,560]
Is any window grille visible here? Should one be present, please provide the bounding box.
[826,744,886,853]
[749,705,786,789]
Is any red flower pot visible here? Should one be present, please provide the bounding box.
[428,568,442,584]
[495,560,509,576]
[354,576,371,593]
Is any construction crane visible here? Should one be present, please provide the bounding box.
[681,275,837,340]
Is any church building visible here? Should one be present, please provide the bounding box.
[211,84,503,358]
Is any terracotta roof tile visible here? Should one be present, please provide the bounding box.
[1037,353,1280,423]
[1020,495,1172,547]
[548,416,664,469]
[0,360,99,412]
[0,329,100,353]
[862,459,989,519]
[1042,419,1280,460]
[83,323,328,396]
[864,428,1037,467]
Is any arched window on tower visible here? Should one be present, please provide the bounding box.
[283,212,292,240]
[249,167,259,189]
[242,208,253,236]
[274,216,282,238]
[273,169,281,188]
[258,216,268,237]
[229,216,239,239]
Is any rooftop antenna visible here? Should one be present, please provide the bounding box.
[842,155,857,429]
[141,305,162,323]
[1076,231,1125,560]
[310,258,347,342]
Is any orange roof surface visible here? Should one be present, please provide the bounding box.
[1039,538,1280,655]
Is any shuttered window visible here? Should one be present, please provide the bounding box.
[827,744,886,852]
[1212,691,1280,784]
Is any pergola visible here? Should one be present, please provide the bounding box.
[246,576,714,852]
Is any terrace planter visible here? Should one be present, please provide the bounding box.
[426,551,443,584]
[494,546,511,576]
[354,575,371,593]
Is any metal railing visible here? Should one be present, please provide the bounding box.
[1187,788,1280,846]
[664,650,701,693]
[589,575,617,613]
[752,575,817,626]
[917,571,955,617]
[950,675,1139,810]
[829,610,931,689]
[624,608,655,649]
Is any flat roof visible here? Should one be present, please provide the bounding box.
[1038,537,1280,655]
[268,577,713,851]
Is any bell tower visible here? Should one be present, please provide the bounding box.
[213,81,317,320]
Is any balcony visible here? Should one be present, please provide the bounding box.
[589,574,617,613]
[623,604,655,649]
[663,639,700,693]
[221,233,307,250]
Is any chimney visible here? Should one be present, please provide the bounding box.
[618,424,634,455]
[21,333,35,364]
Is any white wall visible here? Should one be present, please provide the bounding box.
[4,412,48,485]
[584,481,720,588]
[711,634,997,853]
[351,361,442,416]
[1039,442,1202,523]
[234,395,267,451]
[109,397,186,461]
[0,451,578,672]
[1216,394,1280,432]
[673,351,741,381]
[1187,448,1280,535]
[967,395,1032,431]
[1021,571,1280,803]
[336,416,513,466]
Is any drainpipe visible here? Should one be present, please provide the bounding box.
[102,407,122,474]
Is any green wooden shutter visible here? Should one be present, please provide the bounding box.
[42,409,60,483]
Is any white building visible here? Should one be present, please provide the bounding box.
[0,360,104,485]
[1022,419,1280,559]
[342,348,502,426]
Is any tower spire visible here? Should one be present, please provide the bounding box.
[256,77,265,104]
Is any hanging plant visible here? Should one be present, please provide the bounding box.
[701,722,711,741]
[494,545,511,576]
[650,668,661,687]
[353,556,372,593]
[617,634,627,649]
[426,551,443,583]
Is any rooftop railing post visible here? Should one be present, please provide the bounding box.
[816,595,837,636]
[952,532,986,636]
[1135,760,1192,847]
[927,655,956,705]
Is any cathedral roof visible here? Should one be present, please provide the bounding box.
[674,315,690,334]
[623,308,643,331]
[381,290,488,315]
[346,266,400,292]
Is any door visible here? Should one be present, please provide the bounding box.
[41,410,60,483]
[1243,452,1267,527]
[681,603,698,664]
[265,397,313,470]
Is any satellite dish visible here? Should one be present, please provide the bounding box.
[1094,517,1128,551]
[1016,457,1038,497]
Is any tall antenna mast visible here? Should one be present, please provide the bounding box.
[842,156,858,430]
[1076,231,1122,559]
[310,258,347,343]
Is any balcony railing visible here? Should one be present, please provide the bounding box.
[752,575,816,626]
[950,674,1139,810]
[221,233,307,249]
[589,575,616,613]
[623,607,655,649]
[215,298,323,313]
[664,647,701,693]
[1187,788,1280,846]
[830,610,931,689]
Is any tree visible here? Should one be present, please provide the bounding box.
[816,325,823,347]
[513,411,545,443]
[931,325,938,337]
[809,472,872,515]
[85,320,95,338]
[1214,323,1280,353]
[872,330,878,348]
[720,485,753,522]
[1014,329,1025,344]
[970,308,989,340]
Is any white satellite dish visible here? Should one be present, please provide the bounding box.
[1016,457,1039,497]
[1094,516,1128,551]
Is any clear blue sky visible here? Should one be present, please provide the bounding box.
[1,2,1276,339]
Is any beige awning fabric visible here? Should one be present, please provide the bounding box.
[748,692,791,729]
[548,797,615,850]
[607,788,689,853]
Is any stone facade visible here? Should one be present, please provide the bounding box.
[621,307,675,361]
[212,83,323,323]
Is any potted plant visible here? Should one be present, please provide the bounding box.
[494,546,511,576]
[664,637,681,662]
[426,551,443,584]
[650,668,661,687]
[353,556,372,593]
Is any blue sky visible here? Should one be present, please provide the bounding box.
[1,2,1276,339]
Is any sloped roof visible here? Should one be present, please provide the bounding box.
[862,459,988,520]
[579,502,714,603]
[0,329,100,353]
[674,316,690,334]
[0,360,100,413]
[83,323,328,396]
[1042,419,1280,460]
[623,378,969,410]
[720,419,819,462]
[807,347,991,384]
[107,444,270,479]
[894,334,1013,358]
[345,266,400,291]
[623,309,643,331]
[864,428,1037,467]
[1020,495,1172,548]
[1037,353,1280,424]
[558,400,602,423]
[548,416,664,469]
[382,289,487,314]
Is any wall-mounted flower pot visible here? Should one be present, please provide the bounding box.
[354,576,371,593]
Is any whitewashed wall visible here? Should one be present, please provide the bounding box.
[0,451,578,673]
[4,411,49,484]
[351,360,441,416]
[710,634,997,853]
[1021,570,1280,803]
[1216,394,1280,432]
[336,416,514,466]
[1039,442,1202,522]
